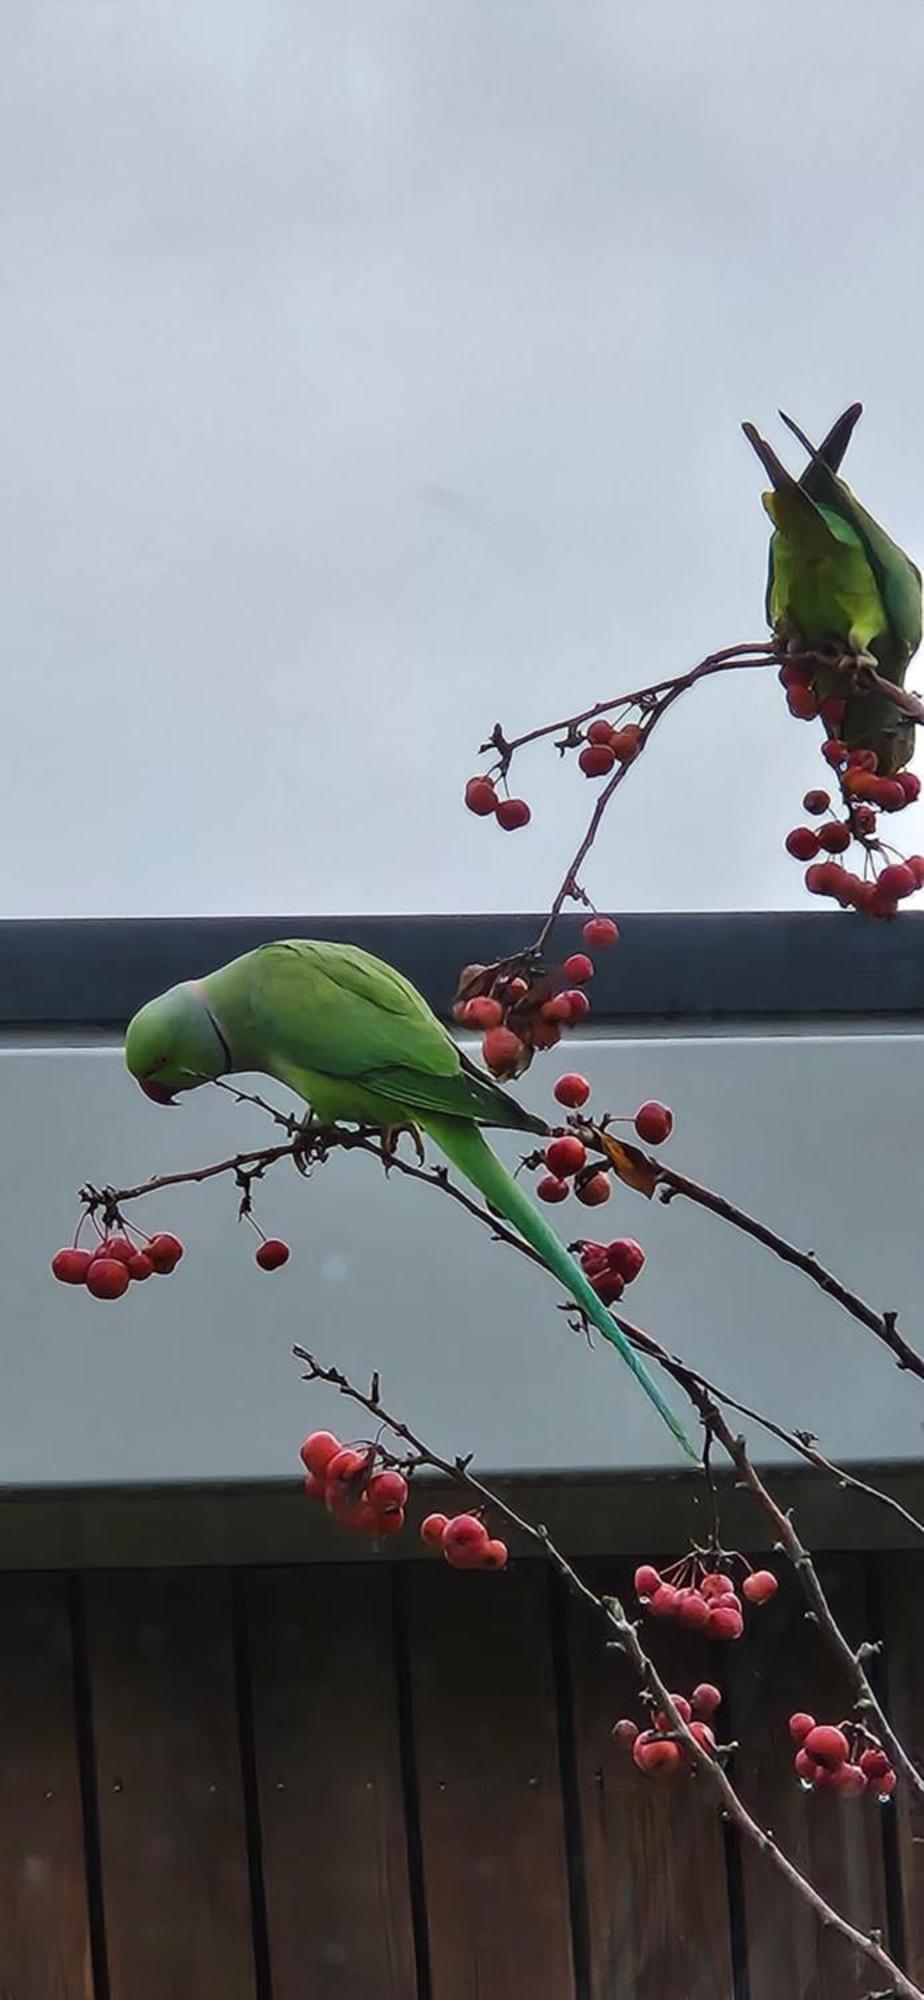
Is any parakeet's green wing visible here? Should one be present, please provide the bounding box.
[246,940,545,1133]
[778,409,922,662]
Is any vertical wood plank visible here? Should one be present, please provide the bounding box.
[245,1564,417,1999]
[404,1560,575,2000]
[84,1568,256,2000]
[568,1558,734,2000]
[878,1550,924,1984]
[726,1553,889,2000]
[0,1573,92,2000]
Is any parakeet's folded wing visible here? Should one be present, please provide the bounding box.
[248,939,544,1132]
[779,409,922,663]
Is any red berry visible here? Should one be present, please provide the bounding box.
[587,718,616,745]
[877,862,916,900]
[610,724,641,761]
[465,776,498,817]
[786,683,819,720]
[127,1252,154,1281]
[779,659,813,688]
[675,1589,711,1630]
[859,1747,891,1783]
[582,917,619,948]
[633,1564,662,1598]
[653,1694,692,1729]
[546,1136,587,1178]
[333,1496,380,1535]
[480,1538,509,1571]
[563,988,591,1020]
[590,1268,625,1306]
[575,1172,611,1208]
[420,1512,450,1548]
[553,1073,591,1109]
[86,1258,130,1301]
[803,789,831,815]
[633,1101,673,1145]
[823,738,848,766]
[612,1717,639,1748]
[368,1469,409,1511]
[633,1733,681,1776]
[819,694,847,725]
[852,804,877,836]
[794,1747,823,1784]
[580,1246,609,1278]
[805,861,845,898]
[700,1572,735,1600]
[496,797,531,832]
[785,827,820,861]
[299,1430,341,1475]
[691,1683,722,1719]
[326,1447,367,1486]
[802,1724,849,1768]
[563,954,594,985]
[373,1506,406,1538]
[442,1514,489,1556]
[876,1768,897,1797]
[873,778,907,811]
[898,770,921,803]
[687,1721,717,1757]
[147,1233,184,1273]
[482,1026,524,1075]
[462,996,504,1030]
[536,1175,570,1204]
[98,1235,136,1266]
[256,1238,290,1271]
[742,1569,778,1605]
[816,821,851,854]
[51,1248,94,1285]
[846,748,879,772]
[579,743,616,777]
[832,1763,868,1796]
[302,1471,328,1500]
[605,1238,646,1283]
[647,1584,680,1618]
[788,1712,816,1745]
[707,1603,744,1641]
[907,855,924,887]
[541,995,574,1024]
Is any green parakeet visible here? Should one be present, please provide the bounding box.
[743,405,922,772]
[124,939,695,1460]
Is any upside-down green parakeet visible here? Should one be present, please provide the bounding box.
[124,938,695,1459]
[743,404,922,772]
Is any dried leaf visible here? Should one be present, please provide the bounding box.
[598,1131,659,1199]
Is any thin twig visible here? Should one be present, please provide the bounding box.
[292,1348,924,2000]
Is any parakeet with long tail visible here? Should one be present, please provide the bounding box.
[743,404,922,773]
[124,939,695,1459]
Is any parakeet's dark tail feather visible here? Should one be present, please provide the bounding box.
[420,1112,699,1464]
[780,403,863,479]
[741,421,799,493]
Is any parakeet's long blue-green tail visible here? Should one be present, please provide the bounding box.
[421,1113,699,1463]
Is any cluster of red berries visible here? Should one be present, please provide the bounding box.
[789,1713,897,1800]
[634,1556,778,1640]
[613,1682,723,1777]
[778,660,923,917]
[419,1510,509,1570]
[453,918,619,1081]
[53,1223,291,1298]
[534,1084,674,1208]
[462,715,643,835]
[574,1236,645,1305]
[299,1430,409,1538]
[51,1230,184,1300]
[463,776,532,832]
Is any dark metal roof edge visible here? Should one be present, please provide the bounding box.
[1,911,922,1026]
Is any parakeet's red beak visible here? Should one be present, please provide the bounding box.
[139,1078,177,1105]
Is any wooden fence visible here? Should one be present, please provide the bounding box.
[2,1551,922,1998]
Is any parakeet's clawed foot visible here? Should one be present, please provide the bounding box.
[381,1122,426,1165]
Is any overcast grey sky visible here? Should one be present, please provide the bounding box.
[3,0,924,918]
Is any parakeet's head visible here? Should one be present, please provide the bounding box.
[125,981,230,1103]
